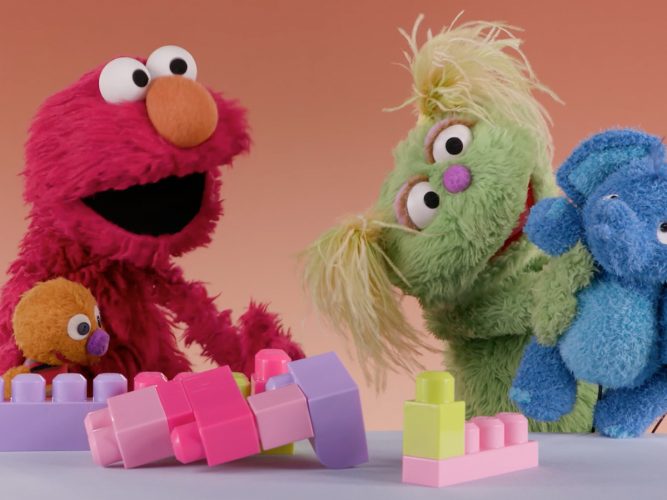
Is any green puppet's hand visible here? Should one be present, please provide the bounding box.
[532,242,596,345]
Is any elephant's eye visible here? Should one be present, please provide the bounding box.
[658,222,667,245]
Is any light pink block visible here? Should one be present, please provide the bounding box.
[247,384,314,450]
[464,422,480,454]
[470,416,504,450]
[402,441,538,487]
[86,387,173,468]
[496,412,529,445]
[251,349,291,395]
[402,412,537,487]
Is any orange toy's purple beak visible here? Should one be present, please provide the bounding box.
[87,329,110,357]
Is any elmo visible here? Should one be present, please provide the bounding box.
[0,45,303,383]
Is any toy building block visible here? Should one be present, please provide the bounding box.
[403,371,465,460]
[86,371,196,468]
[251,348,295,455]
[171,366,260,466]
[247,383,314,451]
[0,372,127,451]
[251,349,291,395]
[268,351,368,468]
[402,411,538,487]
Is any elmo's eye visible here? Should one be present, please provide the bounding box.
[94,305,102,328]
[98,57,151,104]
[146,45,197,80]
[406,181,440,229]
[657,222,667,245]
[427,123,473,164]
[67,314,92,340]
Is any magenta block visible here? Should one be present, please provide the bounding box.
[172,366,260,466]
[0,373,127,451]
[251,349,291,395]
[247,383,314,450]
[284,352,368,468]
[402,412,538,487]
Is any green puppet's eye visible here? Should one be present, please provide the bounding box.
[425,121,473,164]
[394,176,440,230]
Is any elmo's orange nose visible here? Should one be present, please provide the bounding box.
[146,76,218,148]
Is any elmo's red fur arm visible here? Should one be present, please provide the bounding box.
[153,266,304,376]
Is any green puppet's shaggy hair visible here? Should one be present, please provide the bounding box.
[391,13,560,166]
[302,214,436,388]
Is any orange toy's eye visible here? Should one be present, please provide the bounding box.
[67,313,92,341]
[94,305,102,328]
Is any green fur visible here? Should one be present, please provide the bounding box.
[376,116,596,432]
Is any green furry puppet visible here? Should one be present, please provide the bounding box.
[303,17,596,432]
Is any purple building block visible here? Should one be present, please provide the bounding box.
[0,372,127,451]
[268,352,368,468]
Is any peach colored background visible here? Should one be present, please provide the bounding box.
[1,1,665,430]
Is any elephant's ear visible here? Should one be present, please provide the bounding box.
[557,129,665,206]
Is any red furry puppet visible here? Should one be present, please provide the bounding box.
[0,45,303,382]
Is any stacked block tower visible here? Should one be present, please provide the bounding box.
[402,371,538,487]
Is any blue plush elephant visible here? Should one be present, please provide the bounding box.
[510,129,667,437]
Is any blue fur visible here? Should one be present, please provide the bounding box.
[510,338,577,420]
[558,275,660,388]
[525,197,582,256]
[557,129,665,207]
[594,367,667,438]
[661,292,667,364]
[512,129,667,437]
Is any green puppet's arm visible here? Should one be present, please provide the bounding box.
[424,254,537,340]
[532,242,596,346]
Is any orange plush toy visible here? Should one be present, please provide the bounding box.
[2,278,109,398]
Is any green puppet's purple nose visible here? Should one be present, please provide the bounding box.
[443,164,472,193]
[87,329,109,357]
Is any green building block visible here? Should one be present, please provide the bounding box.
[403,371,465,460]
[233,372,251,398]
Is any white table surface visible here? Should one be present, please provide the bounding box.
[1,432,665,500]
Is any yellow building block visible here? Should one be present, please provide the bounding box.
[403,371,465,460]
[262,443,295,456]
[233,372,251,398]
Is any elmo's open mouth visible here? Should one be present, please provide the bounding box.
[82,173,205,236]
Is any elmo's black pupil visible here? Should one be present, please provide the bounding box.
[170,58,188,75]
[132,70,149,88]
[445,137,464,155]
[660,222,667,232]
[424,191,440,209]
[77,323,90,336]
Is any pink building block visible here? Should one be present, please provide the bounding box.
[171,366,260,466]
[247,383,314,450]
[86,386,173,468]
[402,413,538,487]
[0,373,126,452]
[251,349,291,395]
[86,371,196,468]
